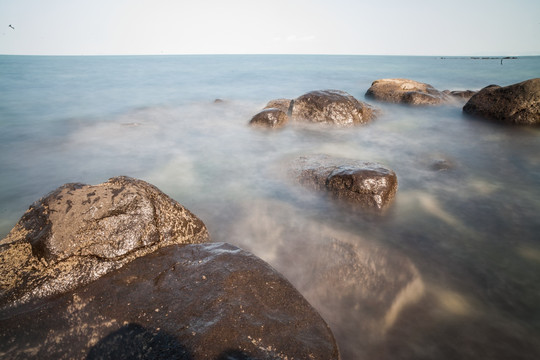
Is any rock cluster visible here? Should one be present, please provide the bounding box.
[0,177,340,359]
[250,90,377,129]
[290,154,398,210]
[463,78,540,125]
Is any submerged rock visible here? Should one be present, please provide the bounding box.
[290,154,398,210]
[0,242,340,360]
[366,78,449,105]
[463,78,540,125]
[0,176,209,309]
[443,89,477,100]
[227,199,424,359]
[291,89,377,126]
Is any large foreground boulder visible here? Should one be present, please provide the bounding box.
[0,176,209,309]
[0,242,340,360]
[463,78,540,125]
[290,154,398,210]
[366,78,449,105]
[291,90,377,126]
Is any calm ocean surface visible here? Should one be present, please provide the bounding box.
[1,55,540,359]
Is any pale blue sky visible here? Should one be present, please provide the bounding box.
[1,0,539,56]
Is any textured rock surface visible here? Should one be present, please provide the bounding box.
[0,242,340,360]
[291,90,377,126]
[290,154,398,210]
[249,108,289,129]
[463,78,540,125]
[366,78,449,105]
[263,98,293,114]
[0,176,209,309]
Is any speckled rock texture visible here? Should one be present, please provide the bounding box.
[0,176,209,309]
[0,242,340,360]
[365,78,449,105]
[290,154,398,210]
[249,91,378,129]
[291,90,377,126]
[249,108,289,129]
[463,78,540,125]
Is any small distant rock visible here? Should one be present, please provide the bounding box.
[249,108,289,129]
[366,78,449,105]
[290,154,398,210]
[463,78,540,125]
[291,90,377,126]
[443,90,477,100]
[0,176,209,309]
[430,159,454,171]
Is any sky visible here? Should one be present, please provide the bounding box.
[1,0,539,56]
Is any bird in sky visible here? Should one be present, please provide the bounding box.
[9,24,15,30]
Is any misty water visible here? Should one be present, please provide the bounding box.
[1,55,539,359]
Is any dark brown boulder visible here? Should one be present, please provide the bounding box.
[249,108,289,129]
[463,78,540,125]
[290,154,398,210]
[0,242,340,360]
[291,90,377,126]
[366,78,449,105]
[0,176,209,309]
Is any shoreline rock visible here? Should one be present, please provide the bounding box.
[249,90,378,129]
[365,78,449,105]
[0,242,340,359]
[0,176,209,309]
[463,78,540,125]
[289,154,398,210]
[291,90,377,126]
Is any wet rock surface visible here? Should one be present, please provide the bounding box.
[249,90,377,128]
[249,108,289,129]
[463,78,540,125]
[291,90,377,126]
[0,176,209,309]
[290,154,398,210]
[366,78,449,105]
[0,242,340,360]
[263,98,293,114]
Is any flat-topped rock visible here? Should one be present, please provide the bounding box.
[290,154,398,210]
[366,78,449,105]
[463,78,540,125]
[0,176,209,309]
[0,242,340,360]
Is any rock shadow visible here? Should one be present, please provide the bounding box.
[86,323,192,360]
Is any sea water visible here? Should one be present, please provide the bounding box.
[1,55,539,359]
